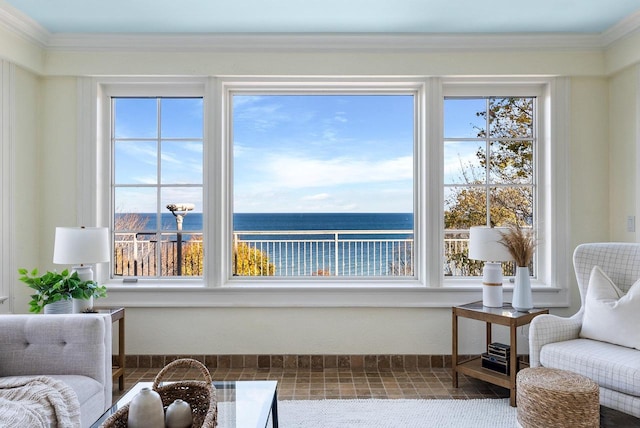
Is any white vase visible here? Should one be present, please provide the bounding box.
[127,387,164,428]
[73,297,93,313]
[512,266,533,312]
[165,399,193,428]
[43,299,73,314]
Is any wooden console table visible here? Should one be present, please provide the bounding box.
[452,301,548,406]
[94,307,125,391]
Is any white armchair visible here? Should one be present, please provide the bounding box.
[529,242,640,417]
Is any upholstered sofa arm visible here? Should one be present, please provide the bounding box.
[529,313,582,367]
[0,314,113,411]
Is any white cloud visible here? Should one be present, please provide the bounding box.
[118,142,157,165]
[260,154,413,189]
[302,193,331,201]
[132,175,157,185]
[334,113,347,123]
[180,142,203,153]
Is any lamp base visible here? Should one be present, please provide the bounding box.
[71,265,95,314]
[483,284,503,307]
[72,265,94,282]
[482,262,504,308]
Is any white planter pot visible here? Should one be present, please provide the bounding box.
[44,299,73,314]
[73,297,94,313]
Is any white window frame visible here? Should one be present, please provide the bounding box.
[81,77,209,287]
[219,78,427,286]
[78,76,570,308]
[443,80,542,283]
[110,94,205,280]
[440,77,570,301]
[0,61,15,313]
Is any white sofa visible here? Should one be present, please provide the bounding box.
[529,242,640,417]
[0,314,113,427]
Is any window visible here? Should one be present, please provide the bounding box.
[88,77,568,307]
[230,92,415,278]
[111,96,204,279]
[443,96,536,278]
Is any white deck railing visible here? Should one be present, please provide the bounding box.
[233,230,414,276]
[113,229,480,277]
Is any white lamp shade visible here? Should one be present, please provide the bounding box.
[468,226,512,262]
[53,227,110,265]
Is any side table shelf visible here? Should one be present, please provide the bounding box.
[452,301,548,407]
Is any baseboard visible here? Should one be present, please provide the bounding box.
[122,354,468,370]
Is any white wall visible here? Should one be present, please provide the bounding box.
[4,36,639,354]
[609,65,639,242]
[9,65,40,314]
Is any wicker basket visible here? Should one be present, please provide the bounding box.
[102,358,217,428]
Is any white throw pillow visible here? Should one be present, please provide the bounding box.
[579,265,640,350]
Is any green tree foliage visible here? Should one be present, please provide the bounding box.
[445,97,534,276]
[445,97,534,230]
[233,242,276,276]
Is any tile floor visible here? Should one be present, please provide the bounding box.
[116,367,508,402]
[115,367,640,427]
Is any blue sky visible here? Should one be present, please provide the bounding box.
[113,98,204,214]
[443,98,487,185]
[233,94,414,213]
[113,95,487,214]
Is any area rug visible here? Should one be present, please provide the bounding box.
[277,398,517,427]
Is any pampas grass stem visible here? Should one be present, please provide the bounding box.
[499,224,536,267]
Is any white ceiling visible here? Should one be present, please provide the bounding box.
[3,0,640,35]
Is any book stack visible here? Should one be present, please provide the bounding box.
[481,342,511,375]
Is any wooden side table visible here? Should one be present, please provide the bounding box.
[94,307,125,391]
[452,301,548,406]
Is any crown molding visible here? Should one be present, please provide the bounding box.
[0,0,639,54]
[601,9,640,46]
[46,32,605,53]
[0,0,48,47]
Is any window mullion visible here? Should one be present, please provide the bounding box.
[156,97,163,279]
[485,97,491,227]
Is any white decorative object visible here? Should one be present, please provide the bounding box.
[512,266,533,311]
[579,265,640,350]
[43,299,73,314]
[468,226,512,307]
[127,387,164,428]
[53,226,110,282]
[53,226,110,312]
[165,399,193,428]
[72,296,93,313]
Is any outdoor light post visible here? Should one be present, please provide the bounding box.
[166,203,194,276]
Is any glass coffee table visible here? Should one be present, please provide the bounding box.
[91,380,278,427]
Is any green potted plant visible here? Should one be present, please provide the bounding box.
[18,268,106,314]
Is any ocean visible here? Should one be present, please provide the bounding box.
[118,212,414,234]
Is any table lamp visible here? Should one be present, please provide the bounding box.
[53,226,110,282]
[468,226,512,307]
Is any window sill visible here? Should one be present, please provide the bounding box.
[99,281,568,309]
